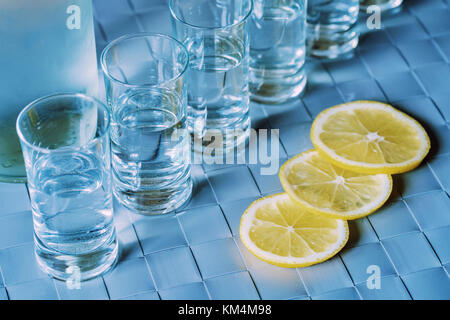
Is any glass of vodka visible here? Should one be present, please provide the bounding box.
[16,93,118,281]
[170,0,253,153]
[0,0,98,182]
[307,0,360,60]
[249,0,307,104]
[101,33,192,215]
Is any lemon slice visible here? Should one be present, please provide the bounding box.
[311,101,430,174]
[239,193,349,268]
[280,150,392,220]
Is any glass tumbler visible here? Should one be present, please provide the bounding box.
[249,0,307,104]
[307,0,360,60]
[16,94,118,281]
[170,0,253,152]
[360,0,403,12]
[101,33,192,215]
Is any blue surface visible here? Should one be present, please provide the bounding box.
[393,96,446,129]
[402,268,450,300]
[426,226,450,264]
[119,290,160,300]
[0,0,449,300]
[368,200,420,239]
[356,275,410,300]
[158,282,210,300]
[204,272,260,300]
[405,191,450,230]
[191,238,246,279]
[311,287,361,300]
[103,257,155,299]
[346,218,379,247]
[341,243,396,284]
[7,278,59,300]
[397,39,445,67]
[337,78,387,102]
[146,247,202,290]
[0,288,8,301]
[55,277,110,300]
[298,258,354,296]
[382,232,441,275]
[237,237,308,299]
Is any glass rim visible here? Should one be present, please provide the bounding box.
[100,32,189,89]
[169,0,254,30]
[16,93,111,154]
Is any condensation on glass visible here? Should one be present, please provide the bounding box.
[0,0,98,182]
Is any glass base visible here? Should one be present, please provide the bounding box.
[35,231,118,282]
[307,25,359,60]
[192,119,251,156]
[0,152,27,183]
[360,0,403,12]
[113,172,193,215]
[0,120,27,183]
[0,171,27,183]
[250,68,307,105]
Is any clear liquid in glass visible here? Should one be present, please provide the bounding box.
[27,122,117,281]
[30,152,115,255]
[249,0,307,104]
[186,34,250,149]
[307,0,360,59]
[110,90,192,214]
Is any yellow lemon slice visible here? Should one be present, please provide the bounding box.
[280,150,392,220]
[239,193,349,268]
[311,101,430,174]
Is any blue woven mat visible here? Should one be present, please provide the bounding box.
[0,0,449,300]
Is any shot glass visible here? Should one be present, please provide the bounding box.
[360,0,403,12]
[307,0,360,60]
[170,0,253,151]
[249,0,307,104]
[101,33,192,215]
[16,93,118,281]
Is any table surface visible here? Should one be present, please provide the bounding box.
[1,0,450,300]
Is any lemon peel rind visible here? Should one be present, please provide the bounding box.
[310,100,431,175]
[279,150,393,220]
[239,193,349,268]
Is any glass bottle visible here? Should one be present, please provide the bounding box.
[0,0,98,182]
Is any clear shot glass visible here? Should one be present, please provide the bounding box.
[16,93,118,281]
[360,0,403,12]
[307,0,360,60]
[249,0,307,104]
[101,33,192,215]
[170,0,253,152]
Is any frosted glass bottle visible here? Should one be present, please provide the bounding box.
[0,0,98,182]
